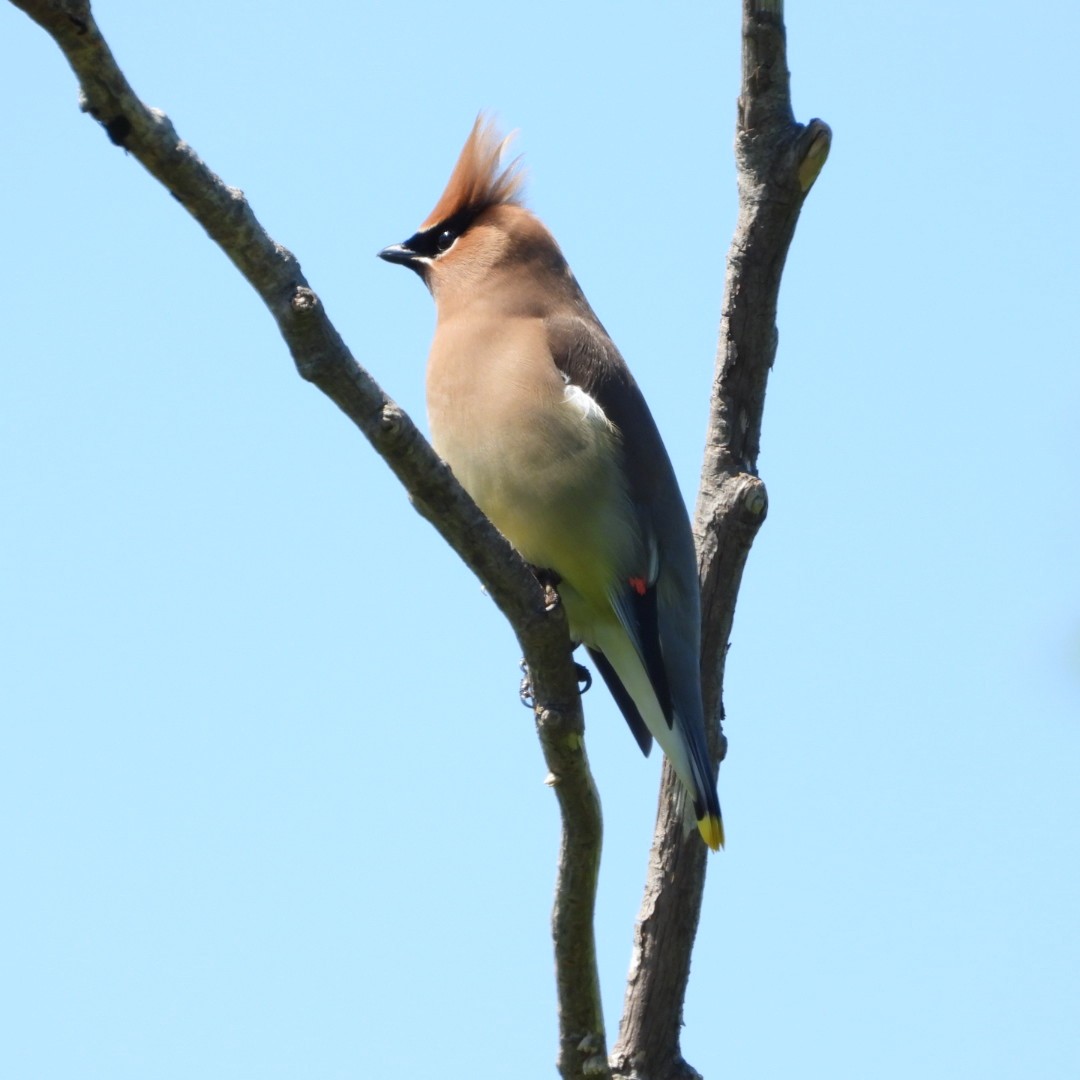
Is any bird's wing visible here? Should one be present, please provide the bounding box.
[545,311,690,733]
[545,311,720,844]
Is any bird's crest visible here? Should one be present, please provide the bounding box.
[421,114,525,229]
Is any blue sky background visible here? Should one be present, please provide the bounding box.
[3,3,1078,1078]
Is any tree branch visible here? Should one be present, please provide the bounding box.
[7,2,611,1076]
[611,3,830,1077]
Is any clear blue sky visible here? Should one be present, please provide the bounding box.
[3,3,1078,1078]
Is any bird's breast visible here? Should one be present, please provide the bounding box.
[426,317,639,602]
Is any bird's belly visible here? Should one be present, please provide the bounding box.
[430,386,638,614]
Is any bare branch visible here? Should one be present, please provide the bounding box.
[611,2,830,1077]
[7,1,611,1076]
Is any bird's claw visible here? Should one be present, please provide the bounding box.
[519,658,535,709]
[529,565,562,611]
[519,658,590,706]
[574,662,592,694]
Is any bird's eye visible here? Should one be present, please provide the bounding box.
[436,229,457,252]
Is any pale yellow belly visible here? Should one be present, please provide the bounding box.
[431,392,636,611]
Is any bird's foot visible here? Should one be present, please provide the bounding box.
[519,658,591,708]
[529,565,562,612]
[574,662,592,694]
[519,658,535,709]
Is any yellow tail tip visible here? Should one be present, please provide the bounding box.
[698,815,725,851]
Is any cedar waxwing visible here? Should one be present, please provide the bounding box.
[379,117,723,850]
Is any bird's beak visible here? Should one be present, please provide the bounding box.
[377,243,417,266]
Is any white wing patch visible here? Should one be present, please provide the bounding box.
[562,380,612,428]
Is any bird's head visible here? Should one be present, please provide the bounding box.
[379,115,567,308]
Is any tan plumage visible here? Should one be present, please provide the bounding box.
[380,116,723,849]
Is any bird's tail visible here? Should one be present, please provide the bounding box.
[681,723,724,851]
[696,808,725,851]
[673,772,724,850]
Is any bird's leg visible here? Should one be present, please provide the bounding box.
[529,564,563,612]
[519,658,535,709]
[519,653,592,710]
[574,662,592,694]
[519,567,591,704]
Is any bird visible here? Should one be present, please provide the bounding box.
[379,116,723,850]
